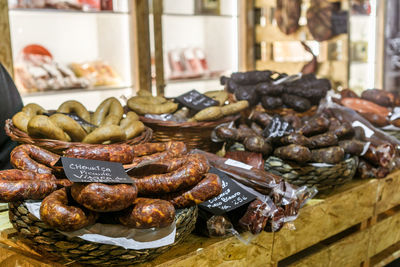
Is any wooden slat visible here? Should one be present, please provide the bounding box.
[375,170,400,215]
[288,230,370,267]
[239,0,255,71]
[369,210,400,257]
[271,179,378,263]
[131,0,152,92]
[370,241,400,267]
[152,0,165,96]
[137,232,274,267]
[0,0,13,77]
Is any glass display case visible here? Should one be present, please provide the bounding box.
[6,0,135,110]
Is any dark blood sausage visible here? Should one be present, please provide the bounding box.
[0,180,57,202]
[40,188,98,232]
[251,112,272,127]
[339,140,365,156]
[311,146,344,164]
[281,93,311,112]
[280,133,312,147]
[10,144,60,174]
[274,144,312,163]
[133,154,209,195]
[256,83,283,96]
[309,132,338,148]
[64,144,134,164]
[169,173,222,208]
[261,95,283,110]
[126,142,187,169]
[330,121,354,138]
[251,122,264,136]
[298,116,330,136]
[243,136,273,155]
[71,183,137,212]
[119,198,175,229]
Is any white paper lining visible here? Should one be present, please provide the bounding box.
[352,121,374,138]
[25,201,176,250]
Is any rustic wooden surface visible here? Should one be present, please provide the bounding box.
[0,172,400,266]
[271,179,378,263]
[375,171,400,215]
[288,229,370,267]
[0,0,13,77]
[131,0,152,92]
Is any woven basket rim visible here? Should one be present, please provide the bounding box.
[139,114,240,129]
[5,119,153,151]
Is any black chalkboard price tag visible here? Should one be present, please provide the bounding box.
[175,89,219,111]
[61,157,134,184]
[199,168,257,215]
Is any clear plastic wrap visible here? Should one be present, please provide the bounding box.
[192,149,317,237]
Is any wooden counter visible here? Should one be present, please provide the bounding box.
[1,171,400,266]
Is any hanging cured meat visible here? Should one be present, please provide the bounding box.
[275,0,301,35]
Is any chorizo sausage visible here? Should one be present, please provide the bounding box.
[274,144,312,163]
[64,144,134,164]
[40,188,98,231]
[132,141,186,157]
[311,146,344,164]
[118,198,175,229]
[168,173,222,208]
[0,180,57,202]
[71,183,137,212]
[133,154,209,194]
[309,132,338,148]
[10,144,60,174]
[341,98,390,118]
[127,142,187,169]
[0,169,72,187]
[127,157,187,177]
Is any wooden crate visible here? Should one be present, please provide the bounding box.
[253,0,349,87]
[1,172,400,266]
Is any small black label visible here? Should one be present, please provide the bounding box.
[61,157,134,184]
[199,168,257,215]
[175,89,219,111]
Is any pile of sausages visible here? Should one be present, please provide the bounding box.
[215,111,366,165]
[0,142,222,232]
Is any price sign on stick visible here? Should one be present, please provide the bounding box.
[176,89,219,111]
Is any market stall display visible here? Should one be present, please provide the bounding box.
[0,141,221,265]
[6,97,151,154]
[130,90,248,151]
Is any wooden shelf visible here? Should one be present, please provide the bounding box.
[19,85,133,97]
[9,8,128,15]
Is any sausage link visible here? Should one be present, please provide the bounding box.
[311,146,344,164]
[126,141,187,169]
[119,198,175,229]
[71,183,137,212]
[298,116,330,136]
[0,168,71,187]
[169,173,222,208]
[0,180,57,202]
[132,142,170,157]
[64,144,134,164]
[309,132,338,148]
[134,154,209,194]
[10,144,60,174]
[40,188,98,231]
[274,144,312,163]
[127,157,187,177]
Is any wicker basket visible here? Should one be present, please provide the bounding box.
[140,115,240,152]
[383,130,400,141]
[264,156,359,191]
[5,119,153,154]
[8,202,197,266]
